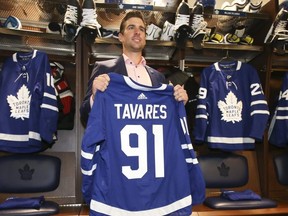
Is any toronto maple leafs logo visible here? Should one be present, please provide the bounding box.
[7,84,31,120]
[218,91,242,123]
[217,162,230,177]
[19,164,34,180]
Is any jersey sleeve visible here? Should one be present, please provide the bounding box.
[178,102,206,206]
[39,55,59,144]
[81,91,106,204]
[193,67,209,143]
[248,67,270,140]
[268,72,288,147]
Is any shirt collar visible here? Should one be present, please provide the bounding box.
[123,53,146,66]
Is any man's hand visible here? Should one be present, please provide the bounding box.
[92,74,110,101]
[173,84,188,105]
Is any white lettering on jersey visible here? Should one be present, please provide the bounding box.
[114,104,167,119]
[121,124,165,179]
[279,89,288,100]
[250,83,263,96]
[218,91,242,123]
[198,87,207,100]
[7,84,31,120]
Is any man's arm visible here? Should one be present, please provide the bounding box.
[80,62,104,126]
[80,68,97,127]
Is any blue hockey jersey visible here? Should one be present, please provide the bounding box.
[193,61,269,150]
[268,72,288,147]
[81,73,205,216]
[0,50,58,153]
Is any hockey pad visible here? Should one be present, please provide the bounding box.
[174,24,192,49]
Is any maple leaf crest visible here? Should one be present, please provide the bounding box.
[218,91,242,123]
[217,162,230,177]
[7,84,31,120]
[19,164,35,180]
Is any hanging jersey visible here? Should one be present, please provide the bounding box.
[268,72,288,147]
[184,75,200,135]
[0,50,59,153]
[193,61,269,151]
[81,73,205,216]
[50,61,75,130]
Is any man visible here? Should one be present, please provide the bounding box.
[80,10,188,125]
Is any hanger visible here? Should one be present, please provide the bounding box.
[25,37,34,51]
[20,36,34,53]
[219,50,236,63]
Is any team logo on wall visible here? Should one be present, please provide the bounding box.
[7,84,31,120]
[218,91,242,123]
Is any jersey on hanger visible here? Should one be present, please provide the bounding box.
[193,61,269,151]
[268,72,288,147]
[50,61,75,130]
[0,50,59,153]
[81,73,205,216]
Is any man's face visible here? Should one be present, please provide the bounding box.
[119,17,146,53]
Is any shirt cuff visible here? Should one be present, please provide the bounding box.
[90,95,94,108]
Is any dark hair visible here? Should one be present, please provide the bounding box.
[119,11,146,34]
